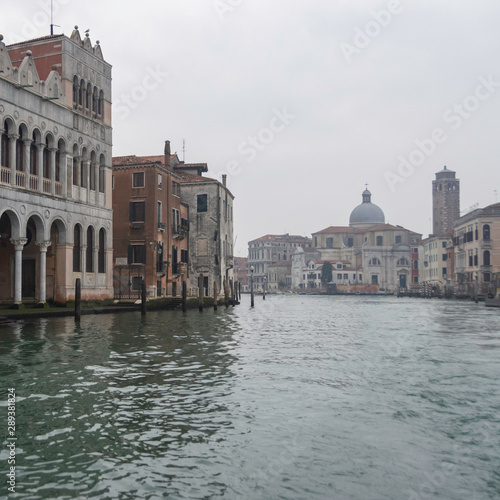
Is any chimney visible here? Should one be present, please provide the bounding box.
[222,174,227,187]
[164,140,171,170]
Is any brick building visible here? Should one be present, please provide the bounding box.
[112,143,189,298]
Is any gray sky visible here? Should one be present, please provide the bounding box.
[4,1,500,256]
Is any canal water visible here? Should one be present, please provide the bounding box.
[1,295,499,499]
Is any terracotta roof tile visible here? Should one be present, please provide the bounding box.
[249,234,311,243]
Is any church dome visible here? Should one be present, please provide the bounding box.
[349,189,385,228]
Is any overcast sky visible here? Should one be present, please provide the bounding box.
[3,1,500,256]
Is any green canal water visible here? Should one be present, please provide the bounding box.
[1,295,499,499]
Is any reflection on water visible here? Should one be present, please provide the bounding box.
[1,296,499,499]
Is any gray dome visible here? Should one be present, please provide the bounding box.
[349,189,385,227]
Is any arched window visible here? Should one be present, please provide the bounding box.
[1,121,11,167]
[397,257,409,266]
[72,76,78,105]
[90,151,96,191]
[73,225,81,272]
[98,90,104,117]
[99,154,106,193]
[43,137,50,179]
[483,224,491,241]
[484,250,491,267]
[86,226,94,272]
[15,132,23,171]
[30,130,38,175]
[79,79,85,106]
[369,258,381,266]
[413,260,418,270]
[93,87,98,113]
[86,83,92,110]
[98,228,105,273]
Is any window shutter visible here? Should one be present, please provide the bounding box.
[129,202,133,222]
[128,245,133,264]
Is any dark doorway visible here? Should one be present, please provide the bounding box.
[399,274,407,289]
[23,259,36,298]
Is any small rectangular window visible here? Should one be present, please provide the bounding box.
[129,201,145,222]
[128,244,146,264]
[197,194,208,212]
[132,172,145,188]
[172,181,180,196]
[371,275,378,285]
[157,173,162,189]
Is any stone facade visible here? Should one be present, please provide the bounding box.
[179,173,234,298]
[0,29,113,304]
[453,202,500,297]
[311,189,421,293]
[418,234,452,296]
[248,234,312,291]
[432,166,460,235]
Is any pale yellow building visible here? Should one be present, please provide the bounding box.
[454,202,500,297]
[418,234,452,296]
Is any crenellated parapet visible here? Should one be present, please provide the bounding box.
[69,26,104,60]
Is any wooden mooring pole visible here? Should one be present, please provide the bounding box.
[198,274,204,312]
[141,280,147,315]
[75,278,81,322]
[182,281,187,312]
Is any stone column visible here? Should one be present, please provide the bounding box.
[83,160,90,202]
[63,154,71,199]
[81,245,87,288]
[36,241,51,303]
[23,139,31,175]
[36,143,44,192]
[8,134,18,186]
[93,246,99,288]
[11,238,27,304]
[49,147,57,195]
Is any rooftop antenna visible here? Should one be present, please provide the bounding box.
[50,0,60,35]
[182,139,186,162]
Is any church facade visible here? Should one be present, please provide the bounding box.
[0,28,114,304]
[294,189,422,293]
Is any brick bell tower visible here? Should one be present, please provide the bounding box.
[432,166,460,235]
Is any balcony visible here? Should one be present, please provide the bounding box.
[158,222,166,232]
[1,167,64,198]
[482,239,492,248]
[172,223,188,239]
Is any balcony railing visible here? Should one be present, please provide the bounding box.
[0,166,65,198]
[29,174,38,190]
[16,171,26,188]
[1,167,11,184]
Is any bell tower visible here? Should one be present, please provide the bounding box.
[432,166,460,235]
